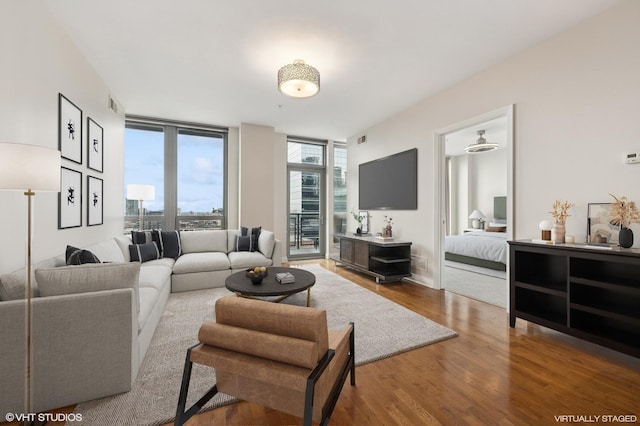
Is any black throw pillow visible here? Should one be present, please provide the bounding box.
[131,230,162,251]
[240,226,261,252]
[129,242,160,263]
[160,230,182,259]
[234,235,253,252]
[65,245,101,265]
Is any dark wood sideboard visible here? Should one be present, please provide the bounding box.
[509,240,640,357]
[332,234,412,283]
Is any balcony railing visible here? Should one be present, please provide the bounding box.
[289,212,319,250]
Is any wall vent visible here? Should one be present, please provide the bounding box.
[357,134,367,144]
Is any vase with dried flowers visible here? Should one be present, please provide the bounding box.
[549,200,574,243]
[383,215,393,238]
[609,194,640,248]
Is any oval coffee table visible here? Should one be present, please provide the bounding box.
[225,266,316,307]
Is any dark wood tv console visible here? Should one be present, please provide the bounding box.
[332,234,412,283]
[509,240,640,358]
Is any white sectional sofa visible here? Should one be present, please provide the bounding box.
[0,229,281,416]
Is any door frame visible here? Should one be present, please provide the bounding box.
[433,105,515,306]
[287,165,326,260]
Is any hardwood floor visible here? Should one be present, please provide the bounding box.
[176,259,640,426]
[7,259,638,426]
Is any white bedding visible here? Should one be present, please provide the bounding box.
[444,231,507,264]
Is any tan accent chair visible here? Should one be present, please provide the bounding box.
[175,296,355,426]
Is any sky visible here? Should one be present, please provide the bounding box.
[124,127,224,214]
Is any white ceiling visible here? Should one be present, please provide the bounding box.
[43,0,622,141]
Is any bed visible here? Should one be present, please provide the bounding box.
[444,196,508,271]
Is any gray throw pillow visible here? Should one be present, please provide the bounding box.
[35,262,141,312]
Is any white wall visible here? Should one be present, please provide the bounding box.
[0,1,125,273]
[469,149,507,224]
[347,0,640,286]
[238,123,288,260]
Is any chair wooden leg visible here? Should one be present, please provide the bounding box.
[175,344,219,426]
[319,322,356,426]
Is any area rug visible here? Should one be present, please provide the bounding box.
[444,264,507,308]
[71,264,456,425]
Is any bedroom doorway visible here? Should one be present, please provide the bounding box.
[434,106,514,308]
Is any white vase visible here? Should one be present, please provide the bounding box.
[551,223,566,244]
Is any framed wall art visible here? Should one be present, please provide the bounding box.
[59,93,83,164]
[587,203,618,244]
[87,117,103,172]
[87,176,103,226]
[59,167,82,229]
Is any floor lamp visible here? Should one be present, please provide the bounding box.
[0,143,61,417]
[126,184,155,230]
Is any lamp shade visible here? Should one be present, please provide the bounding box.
[278,59,320,98]
[468,210,486,220]
[539,220,553,231]
[0,143,61,191]
[127,184,155,201]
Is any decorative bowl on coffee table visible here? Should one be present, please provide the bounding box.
[246,267,267,284]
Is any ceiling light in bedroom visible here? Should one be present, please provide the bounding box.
[278,59,320,98]
[464,130,499,153]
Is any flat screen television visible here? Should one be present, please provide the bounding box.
[358,148,417,210]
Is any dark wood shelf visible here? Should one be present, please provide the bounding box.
[509,240,640,358]
[514,281,566,297]
[334,234,412,283]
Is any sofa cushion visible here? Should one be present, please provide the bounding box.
[142,257,175,271]
[83,239,126,263]
[227,229,241,253]
[65,245,100,265]
[181,230,227,254]
[228,251,272,270]
[129,242,161,263]
[258,230,276,258]
[173,252,231,275]
[114,235,133,262]
[35,262,141,313]
[138,286,159,332]
[0,256,65,301]
[138,265,172,292]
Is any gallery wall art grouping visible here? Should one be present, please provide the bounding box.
[58,93,104,228]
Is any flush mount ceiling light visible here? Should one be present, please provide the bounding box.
[464,130,499,153]
[277,59,320,98]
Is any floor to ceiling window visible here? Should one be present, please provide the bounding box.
[124,117,227,233]
[287,139,326,259]
[124,124,165,232]
[332,144,347,249]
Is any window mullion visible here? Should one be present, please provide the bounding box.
[165,126,178,231]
